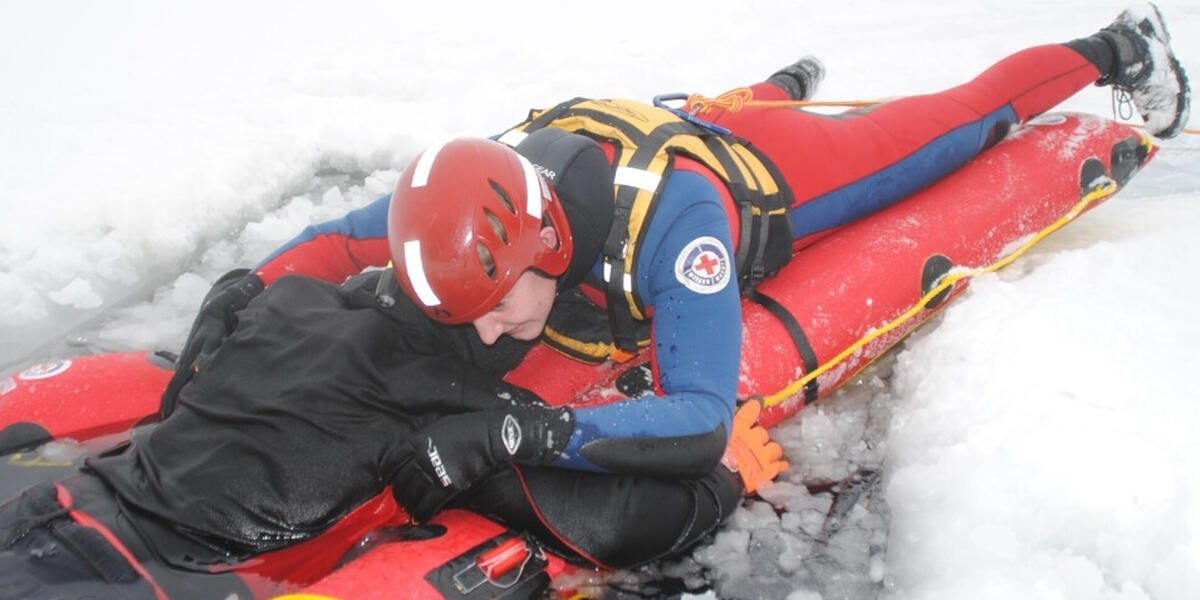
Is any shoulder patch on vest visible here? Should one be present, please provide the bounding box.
[674,236,732,294]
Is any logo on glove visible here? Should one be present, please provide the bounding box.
[501,414,522,456]
[427,438,452,487]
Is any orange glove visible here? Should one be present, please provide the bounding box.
[721,398,789,495]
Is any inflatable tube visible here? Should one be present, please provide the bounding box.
[0,351,172,454]
[0,113,1155,599]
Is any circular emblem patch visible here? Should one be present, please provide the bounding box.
[674,236,731,295]
[18,359,73,381]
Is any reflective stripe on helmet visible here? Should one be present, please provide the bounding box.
[410,140,450,188]
[402,240,441,306]
[516,154,543,220]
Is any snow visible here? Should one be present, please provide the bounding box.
[2,1,1198,598]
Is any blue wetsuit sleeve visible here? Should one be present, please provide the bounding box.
[552,172,740,478]
[253,194,392,285]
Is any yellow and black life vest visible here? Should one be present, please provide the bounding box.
[499,97,795,358]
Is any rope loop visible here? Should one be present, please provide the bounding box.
[686,88,756,113]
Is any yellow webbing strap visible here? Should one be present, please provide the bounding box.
[761,175,1125,409]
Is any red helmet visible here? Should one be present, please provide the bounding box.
[387,137,573,324]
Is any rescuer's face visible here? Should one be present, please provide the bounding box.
[471,270,556,345]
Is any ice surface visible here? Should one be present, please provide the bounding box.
[2,1,1198,598]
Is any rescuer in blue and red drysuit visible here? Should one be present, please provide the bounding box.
[241,4,1190,526]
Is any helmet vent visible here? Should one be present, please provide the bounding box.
[482,209,509,244]
[488,180,517,214]
[476,242,496,280]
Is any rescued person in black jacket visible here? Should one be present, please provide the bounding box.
[0,269,751,600]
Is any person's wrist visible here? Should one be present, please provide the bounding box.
[490,406,574,465]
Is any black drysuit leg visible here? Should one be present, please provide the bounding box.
[456,465,744,569]
[0,483,156,600]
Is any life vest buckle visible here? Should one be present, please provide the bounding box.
[652,93,733,135]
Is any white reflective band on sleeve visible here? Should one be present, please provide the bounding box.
[497,130,528,147]
[516,155,543,219]
[613,167,661,192]
[410,140,450,188]
[601,262,634,292]
[403,240,441,306]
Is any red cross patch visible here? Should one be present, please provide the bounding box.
[674,236,731,294]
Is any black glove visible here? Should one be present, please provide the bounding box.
[392,406,574,522]
[159,269,265,418]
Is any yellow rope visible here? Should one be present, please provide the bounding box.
[269,595,343,600]
[1127,123,1200,136]
[761,176,1124,408]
